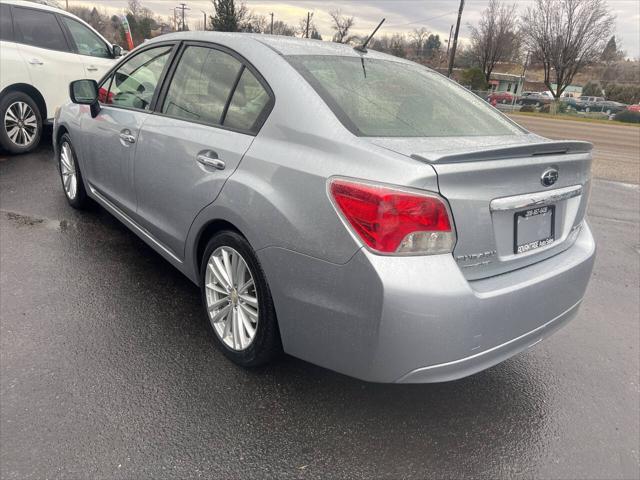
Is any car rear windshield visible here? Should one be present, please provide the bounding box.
[286,55,523,137]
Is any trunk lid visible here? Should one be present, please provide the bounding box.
[370,134,593,280]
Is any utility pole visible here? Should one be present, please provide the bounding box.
[518,51,530,95]
[201,10,207,31]
[447,0,465,78]
[65,0,68,10]
[176,3,190,32]
[269,12,274,34]
[305,12,310,38]
[445,24,453,59]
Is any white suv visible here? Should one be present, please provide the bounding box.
[0,0,121,153]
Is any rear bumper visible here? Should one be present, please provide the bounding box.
[396,299,580,383]
[258,222,596,383]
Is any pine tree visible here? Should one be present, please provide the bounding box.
[601,36,619,63]
[210,0,239,32]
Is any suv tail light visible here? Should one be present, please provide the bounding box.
[329,178,456,255]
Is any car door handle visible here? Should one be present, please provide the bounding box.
[196,151,225,170]
[119,130,136,144]
[87,65,99,72]
[28,58,43,65]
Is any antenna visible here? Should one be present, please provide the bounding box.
[354,18,385,53]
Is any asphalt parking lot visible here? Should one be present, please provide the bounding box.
[1,128,639,479]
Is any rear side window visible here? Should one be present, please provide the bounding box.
[0,5,13,42]
[12,7,68,52]
[162,46,242,126]
[108,45,172,110]
[287,55,522,137]
[224,68,270,131]
[61,16,110,58]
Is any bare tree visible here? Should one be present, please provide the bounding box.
[409,27,429,57]
[329,10,356,43]
[271,20,296,36]
[521,0,615,99]
[469,0,520,83]
[298,12,316,38]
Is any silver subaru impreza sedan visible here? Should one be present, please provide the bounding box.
[53,32,595,383]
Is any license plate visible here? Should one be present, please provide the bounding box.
[514,205,555,254]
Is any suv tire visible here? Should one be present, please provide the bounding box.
[0,91,42,154]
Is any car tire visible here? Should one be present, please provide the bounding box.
[200,230,282,367]
[0,91,42,154]
[58,133,89,209]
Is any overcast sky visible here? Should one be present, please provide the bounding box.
[70,0,640,58]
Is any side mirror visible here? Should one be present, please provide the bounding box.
[69,79,100,118]
[112,44,123,57]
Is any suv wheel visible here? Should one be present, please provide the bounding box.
[200,231,282,367]
[0,92,42,154]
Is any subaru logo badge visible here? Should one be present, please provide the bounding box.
[541,168,559,187]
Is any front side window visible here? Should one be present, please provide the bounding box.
[107,46,172,110]
[287,55,523,137]
[224,68,270,131]
[61,16,110,58]
[12,7,68,52]
[162,46,242,125]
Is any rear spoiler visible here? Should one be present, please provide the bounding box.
[410,141,593,164]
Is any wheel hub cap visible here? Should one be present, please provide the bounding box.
[59,142,77,200]
[4,101,37,147]
[204,246,259,351]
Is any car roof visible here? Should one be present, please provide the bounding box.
[151,31,406,62]
[2,0,67,15]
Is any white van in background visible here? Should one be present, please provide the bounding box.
[0,0,122,153]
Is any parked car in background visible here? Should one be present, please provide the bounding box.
[627,104,640,113]
[575,96,605,112]
[560,96,578,110]
[594,100,627,115]
[54,32,596,383]
[0,0,122,153]
[517,92,552,107]
[487,91,515,104]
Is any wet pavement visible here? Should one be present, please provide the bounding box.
[1,138,639,479]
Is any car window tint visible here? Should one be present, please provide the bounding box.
[12,7,68,52]
[0,5,13,42]
[223,68,270,132]
[288,55,522,137]
[163,46,242,125]
[108,46,172,110]
[61,16,110,58]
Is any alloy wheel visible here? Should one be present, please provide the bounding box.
[205,246,259,351]
[4,101,37,147]
[59,142,78,200]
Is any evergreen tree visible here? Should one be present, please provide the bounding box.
[582,81,603,97]
[424,34,442,59]
[460,67,489,90]
[210,0,239,32]
[601,36,618,63]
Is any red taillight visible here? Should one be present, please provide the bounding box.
[329,178,455,255]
